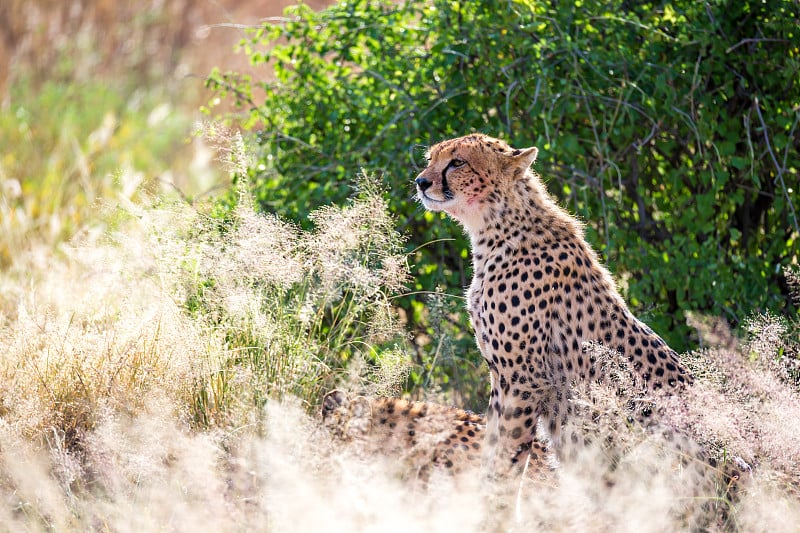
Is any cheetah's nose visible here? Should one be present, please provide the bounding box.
[415,176,432,192]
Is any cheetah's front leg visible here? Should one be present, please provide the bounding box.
[481,380,551,530]
[483,374,547,480]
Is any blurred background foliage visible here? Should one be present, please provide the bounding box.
[1,0,204,267]
[0,0,318,269]
[208,0,799,407]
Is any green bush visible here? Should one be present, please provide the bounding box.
[208,0,799,365]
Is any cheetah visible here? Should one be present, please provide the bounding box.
[414,133,693,472]
[321,390,550,480]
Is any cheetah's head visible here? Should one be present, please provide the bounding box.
[415,134,538,231]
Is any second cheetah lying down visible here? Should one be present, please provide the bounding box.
[320,388,749,529]
[321,390,550,480]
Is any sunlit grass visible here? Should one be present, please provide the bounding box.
[185,176,411,423]
[0,76,214,268]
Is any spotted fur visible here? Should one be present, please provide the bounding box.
[415,134,693,470]
[321,390,550,479]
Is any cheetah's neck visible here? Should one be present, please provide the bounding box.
[469,173,584,273]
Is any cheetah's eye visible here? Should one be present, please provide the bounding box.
[450,159,466,168]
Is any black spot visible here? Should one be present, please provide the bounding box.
[511,295,520,307]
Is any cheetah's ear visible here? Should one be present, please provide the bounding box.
[509,146,539,172]
[322,389,347,420]
[346,396,372,437]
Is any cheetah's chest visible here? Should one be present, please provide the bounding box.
[467,275,487,355]
[468,241,581,380]
[467,243,534,368]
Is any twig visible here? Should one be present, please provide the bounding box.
[725,38,788,54]
[505,80,519,135]
[201,22,266,31]
[753,97,800,235]
[524,77,543,116]
[671,105,705,159]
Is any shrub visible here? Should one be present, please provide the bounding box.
[180,174,412,425]
[208,0,799,360]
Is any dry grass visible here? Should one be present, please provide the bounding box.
[2,319,799,532]
[0,170,413,528]
[0,0,331,268]
[0,0,329,95]
[1,189,800,530]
